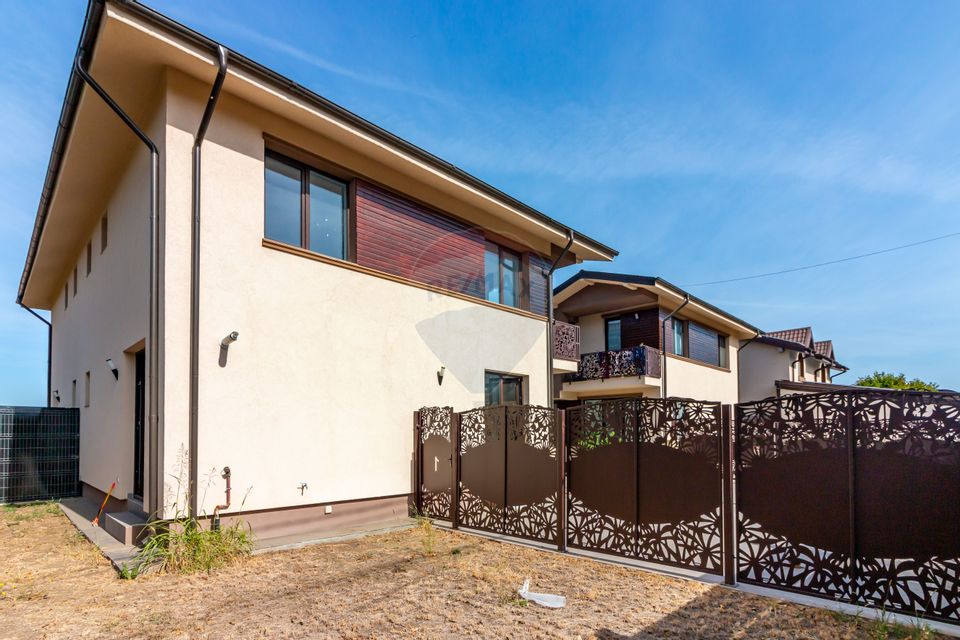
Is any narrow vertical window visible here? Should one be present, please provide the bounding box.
[71,380,77,408]
[308,171,347,259]
[483,242,522,309]
[718,335,728,368]
[484,243,500,304]
[100,214,108,253]
[64,284,69,310]
[264,154,302,247]
[84,372,90,408]
[606,318,622,351]
[86,242,92,275]
[73,267,78,297]
[500,249,520,308]
[672,318,685,355]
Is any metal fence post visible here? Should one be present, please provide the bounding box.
[846,393,858,603]
[721,404,736,586]
[557,408,567,552]
[451,409,461,529]
[502,405,509,533]
[413,410,421,515]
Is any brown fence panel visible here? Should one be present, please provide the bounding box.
[416,407,454,520]
[459,406,507,533]
[735,391,960,624]
[458,405,560,544]
[567,397,723,574]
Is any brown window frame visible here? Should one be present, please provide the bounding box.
[264,149,354,262]
[484,241,524,309]
[605,317,622,351]
[484,371,524,406]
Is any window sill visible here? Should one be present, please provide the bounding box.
[261,238,547,322]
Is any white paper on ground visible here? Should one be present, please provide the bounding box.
[517,578,566,608]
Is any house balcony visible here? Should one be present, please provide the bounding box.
[558,345,662,400]
[552,320,581,373]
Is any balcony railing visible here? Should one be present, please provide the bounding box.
[563,345,662,382]
[553,320,581,361]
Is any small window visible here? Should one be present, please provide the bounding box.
[64,284,69,310]
[798,357,805,379]
[71,379,77,408]
[484,242,522,309]
[100,214,108,253]
[672,318,685,356]
[718,335,728,368]
[264,152,348,260]
[84,372,90,408]
[86,242,92,276]
[484,371,523,406]
[73,267,78,297]
[606,318,622,351]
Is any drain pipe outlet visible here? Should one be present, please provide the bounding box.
[189,45,229,518]
[211,466,232,531]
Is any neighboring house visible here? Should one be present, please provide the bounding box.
[552,272,759,406]
[738,327,847,402]
[16,1,615,541]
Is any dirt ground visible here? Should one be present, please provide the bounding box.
[0,503,941,639]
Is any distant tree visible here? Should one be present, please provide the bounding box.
[855,371,938,391]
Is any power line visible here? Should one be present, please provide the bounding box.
[682,230,960,287]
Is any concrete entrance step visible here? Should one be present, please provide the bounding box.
[103,510,149,546]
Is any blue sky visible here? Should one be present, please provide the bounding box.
[2,0,958,404]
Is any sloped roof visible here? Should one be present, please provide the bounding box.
[814,340,834,359]
[766,327,814,349]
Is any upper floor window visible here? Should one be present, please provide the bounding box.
[718,334,729,368]
[484,242,521,308]
[672,318,685,355]
[606,318,622,351]
[86,242,92,276]
[100,213,108,253]
[265,152,348,260]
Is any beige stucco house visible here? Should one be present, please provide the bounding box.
[16,0,615,542]
[552,272,759,406]
[738,327,847,402]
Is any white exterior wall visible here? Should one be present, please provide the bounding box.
[578,313,606,353]
[49,146,152,501]
[738,343,794,403]
[161,71,549,516]
[663,336,740,405]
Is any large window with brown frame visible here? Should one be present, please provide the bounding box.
[264,151,349,260]
[484,371,523,406]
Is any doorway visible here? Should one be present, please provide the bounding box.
[133,350,145,500]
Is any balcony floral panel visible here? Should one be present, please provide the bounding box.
[553,321,581,361]
[565,345,661,382]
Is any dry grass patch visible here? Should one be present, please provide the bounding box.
[0,504,947,639]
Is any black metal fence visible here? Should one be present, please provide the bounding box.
[416,390,960,624]
[0,407,80,503]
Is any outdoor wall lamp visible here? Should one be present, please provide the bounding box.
[105,358,118,380]
[219,331,239,368]
[437,366,445,386]
[53,390,60,404]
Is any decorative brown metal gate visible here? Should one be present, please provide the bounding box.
[415,407,453,520]
[566,398,725,574]
[736,391,960,624]
[458,405,561,543]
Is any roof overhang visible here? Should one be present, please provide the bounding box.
[554,271,759,339]
[20,0,616,308]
